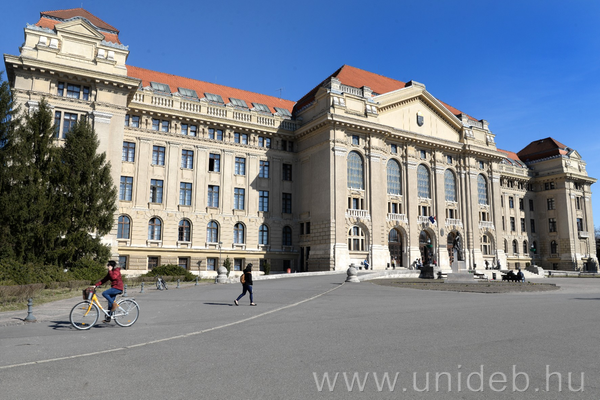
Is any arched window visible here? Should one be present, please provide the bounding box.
[347,151,364,189]
[481,234,492,255]
[282,226,292,246]
[550,240,558,254]
[523,240,528,255]
[387,159,401,195]
[118,215,130,239]
[478,174,489,205]
[444,170,457,202]
[207,221,219,243]
[259,224,269,245]
[178,219,191,242]
[148,217,162,240]
[234,223,245,244]
[348,226,365,251]
[512,239,518,254]
[417,165,431,198]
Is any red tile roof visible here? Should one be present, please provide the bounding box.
[294,65,477,120]
[517,137,570,162]
[127,65,295,115]
[36,9,121,44]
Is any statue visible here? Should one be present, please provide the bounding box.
[452,233,463,261]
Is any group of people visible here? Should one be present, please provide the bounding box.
[94,261,258,323]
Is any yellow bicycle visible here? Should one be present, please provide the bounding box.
[70,287,140,330]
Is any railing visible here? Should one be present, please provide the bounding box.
[257,116,275,127]
[151,96,173,108]
[341,84,363,97]
[346,209,371,220]
[233,111,251,123]
[479,221,495,230]
[207,106,227,118]
[387,213,408,223]
[180,101,200,113]
[445,218,463,227]
[418,216,430,224]
[132,93,144,103]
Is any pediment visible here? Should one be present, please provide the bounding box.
[567,149,581,160]
[374,86,463,142]
[55,19,105,41]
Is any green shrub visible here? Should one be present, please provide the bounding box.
[263,260,271,275]
[223,257,232,276]
[67,257,107,284]
[143,264,195,281]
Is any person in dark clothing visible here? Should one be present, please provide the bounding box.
[95,260,124,322]
[234,264,256,306]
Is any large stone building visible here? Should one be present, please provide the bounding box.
[4,8,597,274]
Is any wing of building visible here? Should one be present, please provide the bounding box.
[4,8,597,274]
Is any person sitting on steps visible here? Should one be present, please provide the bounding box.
[95,260,124,322]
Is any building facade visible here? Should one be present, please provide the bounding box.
[4,9,597,274]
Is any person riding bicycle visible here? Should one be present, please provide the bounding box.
[95,260,123,322]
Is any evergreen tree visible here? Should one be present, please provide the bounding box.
[53,119,117,267]
[0,98,59,263]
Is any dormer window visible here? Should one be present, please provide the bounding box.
[274,107,291,117]
[205,93,224,104]
[253,103,271,113]
[150,82,171,94]
[178,88,198,99]
[230,98,248,108]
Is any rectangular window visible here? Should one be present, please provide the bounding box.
[283,164,292,181]
[152,146,166,166]
[150,179,164,203]
[549,218,557,232]
[178,258,189,270]
[521,218,526,232]
[258,137,264,147]
[259,160,269,178]
[575,197,581,210]
[208,153,221,172]
[131,115,140,128]
[122,142,136,162]
[509,197,514,209]
[577,218,584,231]
[125,114,130,127]
[62,113,78,137]
[300,223,305,235]
[181,150,194,169]
[510,217,515,231]
[189,125,197,137]
[66,83,81,99]
[152,118,160,131]
[208,128,223,140]
[234,132,240,143]
[519,198,524,211]
[234,258,244,271]
[54,111,61,138]
[118,256,128,270]
[547,198,555,210]
[207,258,216,271]
[282,193,292,214]
[421,150,427,159]
[235,157,246,175]
[82,86,90,101]
[179,182,192,206]
[161,120,169,132]
[57,82,64,97]
[447,155,453,164]
[120,176,133,201]
[530,219,536,233]
[241,133,248,144]
[529,199,534,211]
[234,188,245,210]
[391,144,397,154]
[352,135,359,145]
[148,257,159,270]
[306,222,311,234]
[208,185,219,208]
[502,216,505,231]
[259,191,269,212]
[545,182,555,190]
[181,124,188,135]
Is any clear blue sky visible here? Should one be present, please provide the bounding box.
[3,1,600,227]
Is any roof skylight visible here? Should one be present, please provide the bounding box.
[150,82,170,94]
[178,88,198,99]
[205,93,224,104]
[253,103,271,113]
[230,98,248,108]
[274,107,291,117]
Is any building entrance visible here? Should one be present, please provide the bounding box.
[388,228,403,267]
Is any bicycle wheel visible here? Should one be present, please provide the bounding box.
[70,301,99,330]
[156,280,164,290]
[114,299,140,327]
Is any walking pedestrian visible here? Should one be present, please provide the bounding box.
[234,264,256,306]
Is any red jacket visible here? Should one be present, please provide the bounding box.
[96,267,124,291]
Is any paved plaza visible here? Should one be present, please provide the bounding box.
[0,274,598,399]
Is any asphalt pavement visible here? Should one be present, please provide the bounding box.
[0,274,599,400]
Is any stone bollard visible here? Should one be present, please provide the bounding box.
[216,266,229,283]
[140,282,145,293]
[24,298,37,322]
[122,284,128,297]
[195,276,199,286]
[177,279,180,289]
[346,265,360,283]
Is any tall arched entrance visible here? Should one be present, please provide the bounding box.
[388,228,403,267]
[419,230,433,266]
